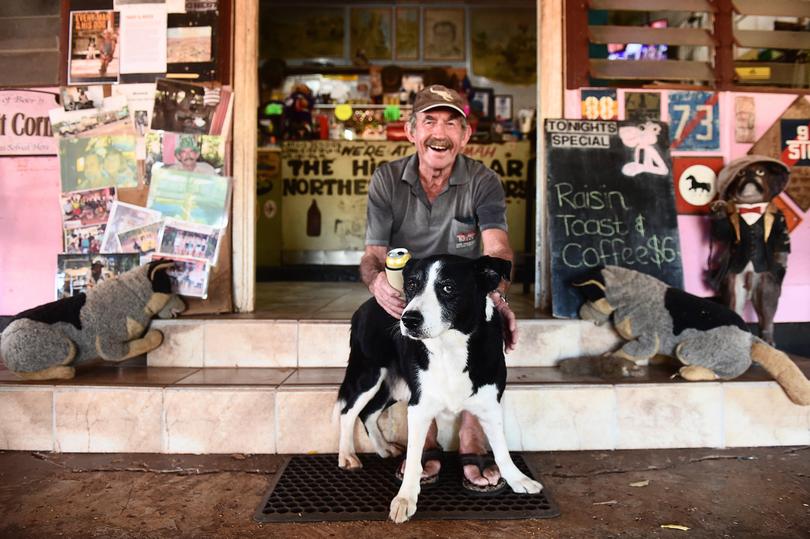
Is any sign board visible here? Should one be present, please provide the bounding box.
[544,118,684,318]
[280,140,531,260]
[668,91,720,151]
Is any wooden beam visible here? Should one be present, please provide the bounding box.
[589,0,714,12]
[566,0,590,89]
[232,0,257,312]
[538,0,563,311]
[735,30,810,51]
[733,0,810,17]
[589,59,715,81]
[589,26,715,46]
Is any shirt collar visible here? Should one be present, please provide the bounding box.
[401,154,470,186]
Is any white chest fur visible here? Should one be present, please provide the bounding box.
[418,329,473,413]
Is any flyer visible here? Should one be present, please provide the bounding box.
[68,10,120,85]
[0,89,60,156]
[118,4,168,75]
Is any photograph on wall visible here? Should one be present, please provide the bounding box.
[147,168,231,227]
[167,11,218,80]
[101,201,163,253]
[395,7,419,60]
[49,96,132,138]
[61,186,117,228]
[423,8,465,61]
[494,95,513,122]
[56,253,140,299]
[68,10,120,85]
[186,0,218,12]
[668,91,720,151]
[734,96,756,143]
[117,221,162,261]
[157,218,221,265]
[625,92,661,123]
[350,7,392,61]
[64,223,107,255]
[470,88,493,120]
[150,253,210,298]
[151,79,220,134]
[144,132,224,183]
[470,8,535,84]
[58,135,138,192]
[260,7,345,60]
[59,85,104,111]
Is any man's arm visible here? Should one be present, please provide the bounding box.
[361,245,405,318]
[481,228,518,352]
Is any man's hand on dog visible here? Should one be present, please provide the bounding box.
[370,271,405,318]
[492,292,518,353]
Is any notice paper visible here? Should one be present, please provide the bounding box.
[119,5,168,74]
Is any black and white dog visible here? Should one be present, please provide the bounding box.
[336,254,542,523]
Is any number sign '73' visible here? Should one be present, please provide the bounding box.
[668,91,720,151]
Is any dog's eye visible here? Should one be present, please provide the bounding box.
[441,284,455,295]
[755,168,765,176]
[405,279,418,292]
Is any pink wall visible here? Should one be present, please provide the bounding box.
[563,90,810,323]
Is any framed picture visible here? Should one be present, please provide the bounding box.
[395,7,419,60]
[423,8,465,61]
[494,95,513,122]
[470,88,494,120]
[350,7,392,60]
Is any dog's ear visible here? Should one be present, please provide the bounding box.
[474,256,511,292]
[572,268,607,302]
[763,162,790,197]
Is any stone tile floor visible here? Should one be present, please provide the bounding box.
[0,447,807,538]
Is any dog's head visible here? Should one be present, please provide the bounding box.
[145,260,186,318]
[398,255,511,340]
[717,156,789,204]
[572,269,613,324]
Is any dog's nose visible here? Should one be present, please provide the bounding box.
[401,310,423,331]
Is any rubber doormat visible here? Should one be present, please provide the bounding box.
[254,453,559,522]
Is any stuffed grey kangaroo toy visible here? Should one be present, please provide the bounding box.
[1,260,185,380]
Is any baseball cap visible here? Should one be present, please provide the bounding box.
[413,85,466,117]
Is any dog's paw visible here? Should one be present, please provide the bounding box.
[507,475,543,494]
[376,441,404,459]
[338,453,362,470]
[389,496,417,524]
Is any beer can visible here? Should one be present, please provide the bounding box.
[385,248,411,293]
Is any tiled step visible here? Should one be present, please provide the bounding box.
[1,362,808,453]
[146,318,622,368]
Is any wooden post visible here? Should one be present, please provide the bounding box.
[232,0,258,312]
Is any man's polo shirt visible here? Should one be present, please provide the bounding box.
[365,153,508,259]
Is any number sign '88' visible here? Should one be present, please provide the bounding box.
[668,91,720,151]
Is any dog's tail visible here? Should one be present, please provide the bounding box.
[751,341,810,406]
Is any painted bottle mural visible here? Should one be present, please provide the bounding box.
[306,199,321,237]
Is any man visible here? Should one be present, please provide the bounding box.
[360,84,517,493]
[168,135,216,174]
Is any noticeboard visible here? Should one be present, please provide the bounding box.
[544,118,684,318]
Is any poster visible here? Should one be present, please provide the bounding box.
[625,92,660,123]
[580,89,618,121]
[0,89,59,156]
[280,140,531,256]
[671,157,724,215]
[544,118,683,318]
[68,10,120,85]
[668,91,720,151]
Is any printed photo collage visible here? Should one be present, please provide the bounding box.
[54,76,233,300]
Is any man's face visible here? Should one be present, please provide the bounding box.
[104,153,121,174]
[406,109,470,171]
[177,148,200,170]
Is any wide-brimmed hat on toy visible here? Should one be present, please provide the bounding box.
[716,154,790,199]
[412,85,466,118]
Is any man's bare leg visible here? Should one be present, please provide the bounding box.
[398,419,441,479]
[459,411,500,486]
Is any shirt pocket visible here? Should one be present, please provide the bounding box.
[450,217,478,253]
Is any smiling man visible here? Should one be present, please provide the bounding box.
[360,84,517,494]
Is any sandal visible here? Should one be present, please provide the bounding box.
[394,446,444,487]
[459,453,507,496]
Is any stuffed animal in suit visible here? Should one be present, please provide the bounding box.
[709,155,791,346]
[0,260,185,380]
[575,266,810,406]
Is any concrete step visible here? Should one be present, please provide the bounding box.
[146,317,622,368]
[1,362,808,454]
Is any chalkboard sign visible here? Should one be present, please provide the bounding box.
[545,119,684,318]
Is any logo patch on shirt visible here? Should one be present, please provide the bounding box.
[456,230,477,249]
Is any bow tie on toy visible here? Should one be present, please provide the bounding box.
[738,206,762,215]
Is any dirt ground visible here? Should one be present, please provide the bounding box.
[0,447,808,539]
